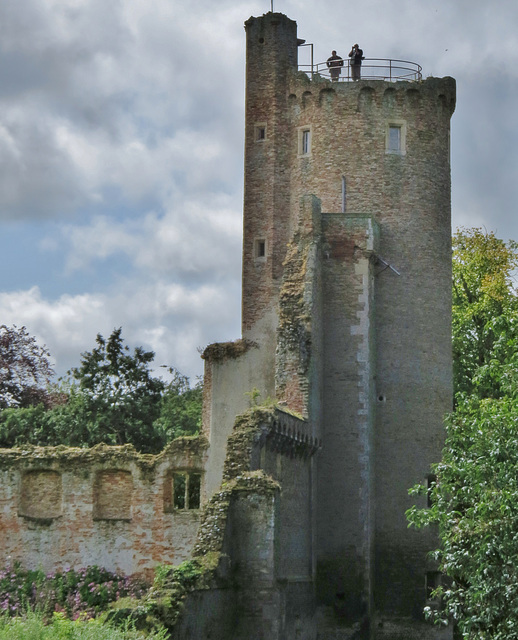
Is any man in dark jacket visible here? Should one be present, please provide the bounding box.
[348,44,364,80]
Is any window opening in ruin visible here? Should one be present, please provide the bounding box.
[188,473,201,508]
[173,473,186,509]
[255,124,266,141]
[341,176,346,213]
[172,472,201,510]
[254,238,266,259]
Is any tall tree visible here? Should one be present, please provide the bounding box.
[408,228,518,638]
[65,328,166,452]
[452,227,518,400]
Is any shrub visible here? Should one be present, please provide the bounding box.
[0,563,148,621]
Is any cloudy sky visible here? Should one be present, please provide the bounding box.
[0,0,517,381]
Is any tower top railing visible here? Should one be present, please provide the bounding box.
[299,58,422,82]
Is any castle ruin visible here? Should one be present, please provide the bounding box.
[0,12,456,639]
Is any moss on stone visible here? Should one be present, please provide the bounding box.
[222,406,276,482]
[201,339,257,362]
[0,435,209,472]
[107,553,222,633]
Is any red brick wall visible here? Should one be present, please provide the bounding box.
[0,439,208,578]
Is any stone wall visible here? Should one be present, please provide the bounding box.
[0,438,208,577]
[171,406,319,640]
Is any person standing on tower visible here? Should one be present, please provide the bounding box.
[326,50,344,82]
[348,43,364,80]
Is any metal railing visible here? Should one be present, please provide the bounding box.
[299,58,422,82]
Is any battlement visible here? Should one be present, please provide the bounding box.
[286,73,456,114]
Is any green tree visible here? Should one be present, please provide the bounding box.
[0,329,202,453]
[154,369,202,441]
[65,328,166,452]
[452,227,518,400]
[407,396,518,638]
[408,228,518,638]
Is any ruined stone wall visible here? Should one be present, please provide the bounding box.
[275,195,323,419]
[201,339,275,500]
[167,407,318,640]
[0,439,208,577]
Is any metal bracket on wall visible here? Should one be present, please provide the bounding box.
[370,253,401,276]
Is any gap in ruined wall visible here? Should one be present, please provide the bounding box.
[164,471,202,512]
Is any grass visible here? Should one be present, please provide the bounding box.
[0,611,167,639]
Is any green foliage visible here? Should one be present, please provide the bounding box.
[408,396,518,637]
[0,563,148,620]
[0,329,202,453]
[63,329,166,452]
[0,610,167,639]
[244,387,261,407]
[408,228,518,638]
[153,369,202,441]
[452,227,518,401]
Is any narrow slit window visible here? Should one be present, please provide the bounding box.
[341,176,347,213]
[254,238,266,260]
[255,124,266,141]
[302,129,311,154]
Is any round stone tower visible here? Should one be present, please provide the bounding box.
[241,11,455,637]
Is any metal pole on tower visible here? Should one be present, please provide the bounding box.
[271,1,274,11]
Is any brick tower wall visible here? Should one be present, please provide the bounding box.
[242,11,455,630]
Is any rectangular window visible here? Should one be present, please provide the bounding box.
[386,121,406,155]
[298,125,312,156]
[171,472,201,510]
[388,126,401,152]
[255,124,266,141]
[302,129,311,154]
[254,238,266,260]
